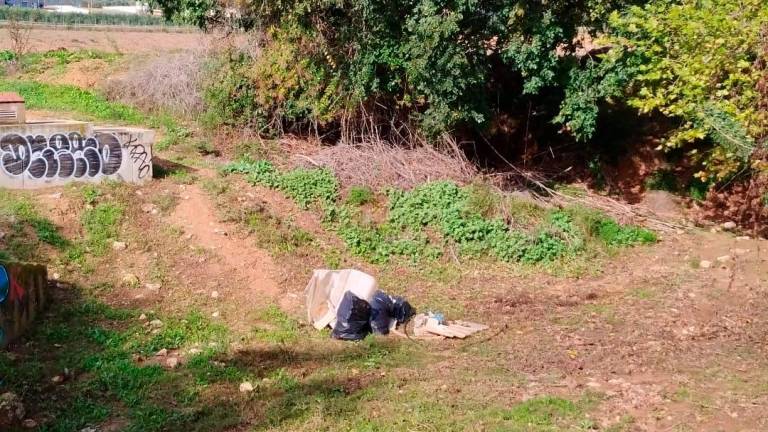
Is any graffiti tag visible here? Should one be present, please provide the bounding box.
[0,132,123,179]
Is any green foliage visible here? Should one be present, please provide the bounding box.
[278,168,339,209]
[222,159,338,208]
[172,0,640,138]
[607,0,768,180]
[590,217,657,246]
[345,186,374,206]
[223,161,654,265]
[150,0,216,27]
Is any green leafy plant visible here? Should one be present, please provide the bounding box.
[345,186,375,206]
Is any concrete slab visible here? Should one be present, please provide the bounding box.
[0,122,154,189]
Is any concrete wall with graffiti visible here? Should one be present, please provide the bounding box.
[0,121,154,189]
[0,263,48,348]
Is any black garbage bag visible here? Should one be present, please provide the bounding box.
[331,291,372,341]
[370,291,394,335]
[391,296,415,323]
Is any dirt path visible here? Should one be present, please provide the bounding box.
[166,183,281,312]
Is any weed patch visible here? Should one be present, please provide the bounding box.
[345,185,374,206]
[222,160,656,268]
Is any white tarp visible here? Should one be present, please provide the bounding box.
[304,269,378,330]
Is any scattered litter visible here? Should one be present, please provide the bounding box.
[412,313,488,339]
[305,269,485,341]
[332,290,373,341]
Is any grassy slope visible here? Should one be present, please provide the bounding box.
[0,75,648,430]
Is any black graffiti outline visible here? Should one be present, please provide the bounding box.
[0,132,124,180]
[128,141,151,179]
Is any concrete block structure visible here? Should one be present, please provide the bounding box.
[0,94,155,189]
[0,263,48,348]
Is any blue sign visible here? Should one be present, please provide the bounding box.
[0,265,8,304]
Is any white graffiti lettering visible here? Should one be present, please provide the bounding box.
[0,132,123,180]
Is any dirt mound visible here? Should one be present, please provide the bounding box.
[39,59,110,89]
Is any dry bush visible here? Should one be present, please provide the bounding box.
[102,49,207,117]
[293,137,476,190]
[6,10,31,64]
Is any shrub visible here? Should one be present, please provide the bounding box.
[605,0,768,181]
[102,50,206,117]
[159,0,639,139]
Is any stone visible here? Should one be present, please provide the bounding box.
[211,291,220,299]
[0,231,5,240]
[736,236,751,241]
[121,274,140,287]
[149,319,164,328]
[155,349,168,357]
[111,241,127,251]
[722,221,737,230]
[239,382,254,393]
[145,283,162,291]
[188,348,203,355]
[138,313,147,321]
[716,255,732,263]
[51,375,65,384]
[0,392,25,428]
[165,357,179,369]
[211,311,220,318]
[22,419,37,428]
[80,427,98,432]
[140,203,155,213]
[699,260,712,269]
[52,272,60,280]
[213,228,227,236]
[49,192,62,199]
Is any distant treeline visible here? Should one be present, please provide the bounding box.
[0,6,177,26]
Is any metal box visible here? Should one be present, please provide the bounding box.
[0,93,25,125]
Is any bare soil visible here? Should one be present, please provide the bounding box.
[25,169,767,430]
[0,28,206,53]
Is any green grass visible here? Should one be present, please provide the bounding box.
[0,191,69,261]
[82,202,124,255]
[0,79,144,123]
[252,305,301,345]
